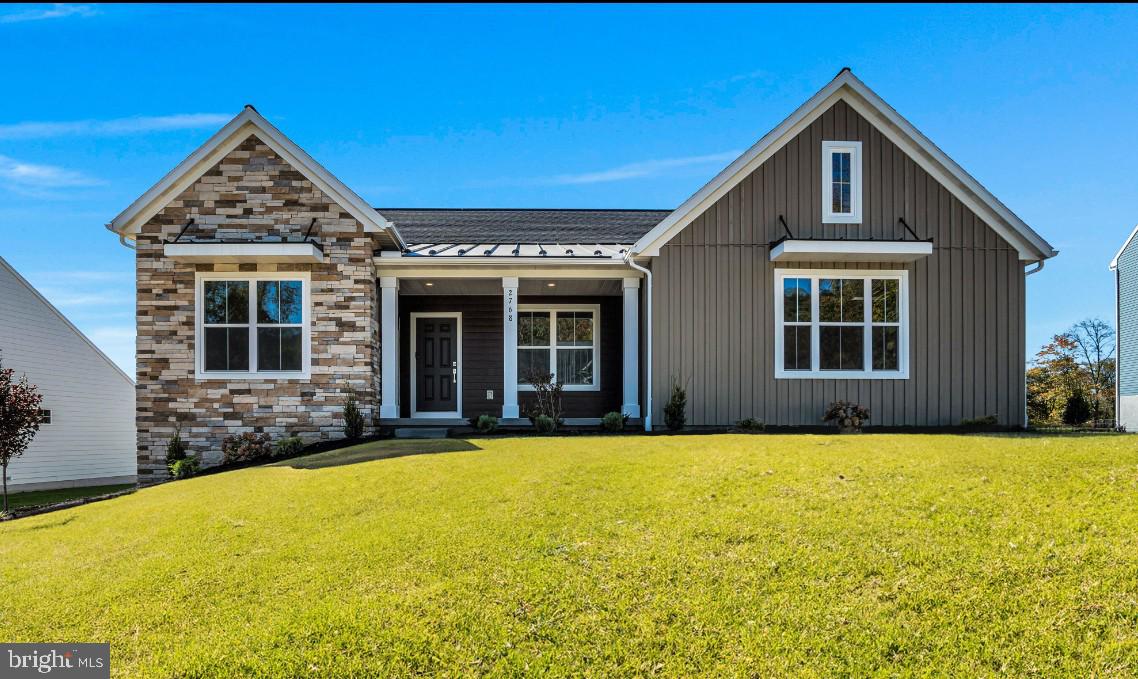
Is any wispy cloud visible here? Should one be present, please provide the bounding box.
[542,151,741,186]
[0,113,232,140]
[38,291,131,307]
[0,154,100,193]
[37,270,133,283]
[0,3,97,24]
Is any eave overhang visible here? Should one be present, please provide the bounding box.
[769,239,933,263]
[164,242,324,264]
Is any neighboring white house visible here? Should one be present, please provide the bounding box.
[0,256,136,491]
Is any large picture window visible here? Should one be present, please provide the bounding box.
[197,274,309,379]
[774,270,907,379]
[517,305,600,391]
[822,140,862,224]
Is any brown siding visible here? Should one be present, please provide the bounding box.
[399,295,623,419]
[651,100,1026,427]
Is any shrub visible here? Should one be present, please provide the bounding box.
[533,415,556,434]
[734,417,765,433]
[960,414,999,429]
[823,401,870,433]
[601,411,628,433]
[524,372,564,431]
[1062,390,1092,425]
[664,378,687,431]
[169,456,199,480]
[165,426,187,466]
[473,414,499,434]
[221,432,273,465]
[274,436,305,457]
[343,393,365,440]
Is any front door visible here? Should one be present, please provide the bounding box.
[414,315,460,415]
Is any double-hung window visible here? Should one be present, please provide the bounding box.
[197,273,309,379]
[822,140,862,224]
[774,270,907,379]
[517,305,600,391]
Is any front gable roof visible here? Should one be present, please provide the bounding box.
[631,69,1058,262]
[107,106,402,247]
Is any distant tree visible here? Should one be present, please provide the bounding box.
[1026,333,1084,424]
[1026,317,1118,426]
[1069,318,1116,421]
[0,356,44,513]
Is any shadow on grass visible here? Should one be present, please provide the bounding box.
[274,439,483,470]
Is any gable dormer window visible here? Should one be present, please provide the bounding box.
[822,140,862,224]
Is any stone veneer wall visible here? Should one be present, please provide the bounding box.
[135,134,380,482]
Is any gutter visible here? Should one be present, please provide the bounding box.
[624,253,652,431]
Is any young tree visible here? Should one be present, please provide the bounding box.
[0,357,44,513]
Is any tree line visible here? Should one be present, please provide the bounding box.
[1026,318,1115,427]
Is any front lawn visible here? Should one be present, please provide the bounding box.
[1,434,1136,676]
[2,483,134,511]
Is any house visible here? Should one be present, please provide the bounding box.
[0,256,136,491]
[1110,225,1138,430]
[107,69,1057,481]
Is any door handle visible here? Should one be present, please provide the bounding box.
[452,361,457,383]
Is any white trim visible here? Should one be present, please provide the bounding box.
[194,271,311,381]
[517,303,601,392]
[164,242,324,264]
[821,140,862,224]
[1109,223,1138,270]
[621,278,641,418]
[773,268,909,380]
[108,107,401,246]
[409,312,463,419]
[379,277,399,419]
[502,278,520,419]
[0,256,134,386]
[630,70,1056,262]
[769,239,933,262]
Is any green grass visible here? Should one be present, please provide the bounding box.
[3,483,134,510]
[1,434,1137,676]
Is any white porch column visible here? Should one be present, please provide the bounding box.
[379,276,399,419]
[622,277,641,418]
[502,276,520,419]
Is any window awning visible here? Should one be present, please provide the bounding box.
[769,239,933,263]
[163,242,324,264]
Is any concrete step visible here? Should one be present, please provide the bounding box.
[393,427,450,439]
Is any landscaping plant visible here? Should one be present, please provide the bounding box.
[472,414,499,434]
[524,372,564,431]
[823,400,870,433]
[274,436,305,457]
[169,456,199,480]
[734,417,765,433]
[0,356,43,513]
[342,393,365,440]
[601,411,627,433]
[220,432,273,465]
[1062,389,1092,425]
[663,377,687,431]
[532,414,556,434]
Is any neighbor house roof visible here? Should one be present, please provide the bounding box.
[1110,224,1138,270]
[631,68,1058,262]
[375,208,669,245]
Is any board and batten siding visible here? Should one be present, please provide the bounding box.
[0,258,136,490]
[650,100,1027,427]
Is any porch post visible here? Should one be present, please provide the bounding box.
[621,277,641,419]
[380,276,399,419]
[502,276,520,419]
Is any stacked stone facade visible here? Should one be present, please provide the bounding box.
[135,134,381,482]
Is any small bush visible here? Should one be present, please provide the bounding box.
[734,417,765,433]
[169,456,199,480]
[524,372,564,431]
[823,401,870,433]
[343,393,365,440]
[274,436,305,457]
[1062,391,1092,426]
[221,432,273,465]
[165,426,187,467]
[664,378,687,431]
[533,415,556,434]
[473,414,499,434]
[960,414,999,429]
[601,411,628,433]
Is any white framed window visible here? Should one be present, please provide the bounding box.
[822,140,862,224]
[517,304,600,391]
[774,269,908,379]
[195,272,311,380]
[39,409,52,425]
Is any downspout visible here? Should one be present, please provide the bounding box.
[111,224,136,251]
[624,253,652,431]
[1023,259,1045,428]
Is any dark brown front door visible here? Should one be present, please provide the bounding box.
[415,316,458,413]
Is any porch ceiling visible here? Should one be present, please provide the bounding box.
[397,278,624,296]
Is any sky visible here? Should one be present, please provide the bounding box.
[1,3,1136,375]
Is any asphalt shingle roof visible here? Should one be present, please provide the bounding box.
[375,208,671,246]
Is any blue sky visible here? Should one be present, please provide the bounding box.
[1,3,1136,374]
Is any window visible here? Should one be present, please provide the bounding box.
[822,140,862,224]
[197,274,309,379]
[39,409,52,425]
[517,305,599,391]
[774,270,907,379]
